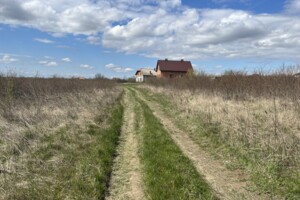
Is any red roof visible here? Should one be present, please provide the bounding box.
[156,59,193,72]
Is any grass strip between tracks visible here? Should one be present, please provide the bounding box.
[133,90,217,200]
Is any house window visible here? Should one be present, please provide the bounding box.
[169,74,174,78]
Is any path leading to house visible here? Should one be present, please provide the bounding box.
[106,86,271,200]
[106,89,144,200]
[131,86,270,200]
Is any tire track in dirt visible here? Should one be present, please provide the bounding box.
[133,87,270,200]
[106,89,144,200]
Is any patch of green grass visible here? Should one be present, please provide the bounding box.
[137,87,172,109]
[6,98,124,200]
[132,90,217,200]
[94,101,123,199]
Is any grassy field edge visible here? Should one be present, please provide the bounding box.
[135,86,300,199]
[3,93,124,200]
[95,95,124,200]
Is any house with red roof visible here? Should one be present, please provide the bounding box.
[155,59,193,78]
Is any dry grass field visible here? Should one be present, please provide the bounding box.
[0,75,123,199]
[1,72,299,199]
[144,72,300,198]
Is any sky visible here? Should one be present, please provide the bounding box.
[0,0,300,78]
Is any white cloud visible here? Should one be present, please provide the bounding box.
[105,63,134,73]
[0,0,125,36]
[34,38,55,44]
[105,63,117,69]
[124,67,134,72]
[103,8,300,61]
[44,56,53,59]
[39,60,58,66]
[0,52,32,58]
[47,61,58,66]
[62,57,71,62]
[39,60,48,64]
[80,64,94,69]
[0,0,300,62]
[285,0,300,15]
[86,35,101,45]
[0,0,180,36]
[0,54,18,63]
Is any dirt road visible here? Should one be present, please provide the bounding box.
[106,86,270,200]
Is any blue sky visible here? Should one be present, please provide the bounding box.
[0,0,300,78]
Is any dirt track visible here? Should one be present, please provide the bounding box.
[132,87,271,200]
[107,86,271,200]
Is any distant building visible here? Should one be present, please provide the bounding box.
[155,59,193,78]
[135,68,157,82]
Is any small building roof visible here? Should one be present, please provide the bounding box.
[135,68,157,76]
[156,59,193,72]
[135,70,141,75]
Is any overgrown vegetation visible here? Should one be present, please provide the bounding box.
[148,69,300,100]
[2,102,123,199]
[131,89,217,200]
[0,74,123,199]
[143,69,300,198]
[0,73,115,120]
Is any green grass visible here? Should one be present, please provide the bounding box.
[137,87,171,110]
[5,99,123,200]
[130,89,217,200]
[94,101,124,199]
